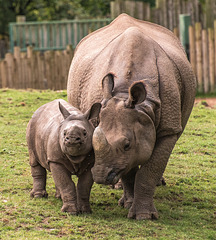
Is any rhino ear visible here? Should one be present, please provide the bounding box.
[84,103,102,128]
[84,103,102,120]
[125,81,146,108]
[102,73,114,100]
[59,102,71,119]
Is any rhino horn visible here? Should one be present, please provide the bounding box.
[93,127,110,153]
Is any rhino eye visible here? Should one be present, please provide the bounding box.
[124,140,131,151]
[64,130,67,136]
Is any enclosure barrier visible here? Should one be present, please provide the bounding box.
[9,19,112,52]
[189,22,216,93]
[0,46,73,90]
[111,0,216,30]
[1,21,216,93]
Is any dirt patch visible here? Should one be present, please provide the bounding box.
[195,98,216,109]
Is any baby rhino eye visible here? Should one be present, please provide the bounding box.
[64,130,67,136]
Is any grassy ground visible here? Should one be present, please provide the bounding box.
[0,89,215,240]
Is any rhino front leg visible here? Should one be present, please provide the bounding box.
[77,169,94,214]
[30,164,48,198]
[119,167,138,209]
[55,185,61,199]
[50,162,78,215]
[128,134,178,220]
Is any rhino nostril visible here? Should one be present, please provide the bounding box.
[76,137,81,142]
[83,129,87,137]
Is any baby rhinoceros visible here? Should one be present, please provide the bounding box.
[26,99,101,214]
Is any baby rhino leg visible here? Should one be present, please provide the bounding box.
[30,164,48,198]
[50,162,78,215]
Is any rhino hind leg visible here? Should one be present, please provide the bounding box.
[30,164,48,198]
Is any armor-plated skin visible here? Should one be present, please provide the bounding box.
[67,14,196,220]
[26,99,101,214]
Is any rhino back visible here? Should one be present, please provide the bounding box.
[67,14,196,135]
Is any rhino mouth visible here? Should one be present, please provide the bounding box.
[65,141,84,148]
[105,169,124,185]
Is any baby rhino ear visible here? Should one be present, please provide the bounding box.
[59,102,71,119]
[84,103,102,120]
[84,103,102,127]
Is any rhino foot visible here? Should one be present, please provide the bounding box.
[55,192,61,199]
[128,204,158,220]
[118,195,133,209]
[156,176,166,186]
[30,190,48,198]
[78,204,92,214]
[61,203,78,215]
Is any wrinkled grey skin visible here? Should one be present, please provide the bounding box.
[67,14,196,220]
[26,99,101,214]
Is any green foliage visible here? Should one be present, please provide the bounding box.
[0,89,216,239]
[0,0,113,35]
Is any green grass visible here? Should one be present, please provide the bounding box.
[0,89,216,240]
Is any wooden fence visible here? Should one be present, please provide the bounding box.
[111,0,216,30]
[0,46,73,90]
[1,22,216,93]
[189,22,216,93]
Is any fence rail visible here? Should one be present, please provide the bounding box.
[9,19,112,52]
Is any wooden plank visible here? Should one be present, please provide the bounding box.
[208,28,215,92]
[143,3,150,21]
[189,25,196,75]
[214,20,216,92]
[173,27,179,38]
[0,60,7,88]
[125,1,136,18]
[27,46,34,88]
[14,47,21,89]
[206,0,214,28]
[5,53,14,88]
[36,52,42,89]
[195,22,202,92]
[20,52,27,89]
[202,29,209,93]
[135,1,144,20]
[0,61,2,88]
[167,0,173,30]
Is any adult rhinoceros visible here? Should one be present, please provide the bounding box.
[67,14,196,220]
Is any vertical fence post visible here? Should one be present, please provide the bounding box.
[208,28,215,93]
[195,22,203,93]
[9,23,14,53]
[189,25,196,75]
[179,14,191,59]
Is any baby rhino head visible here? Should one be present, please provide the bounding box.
[59,102,101,161]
